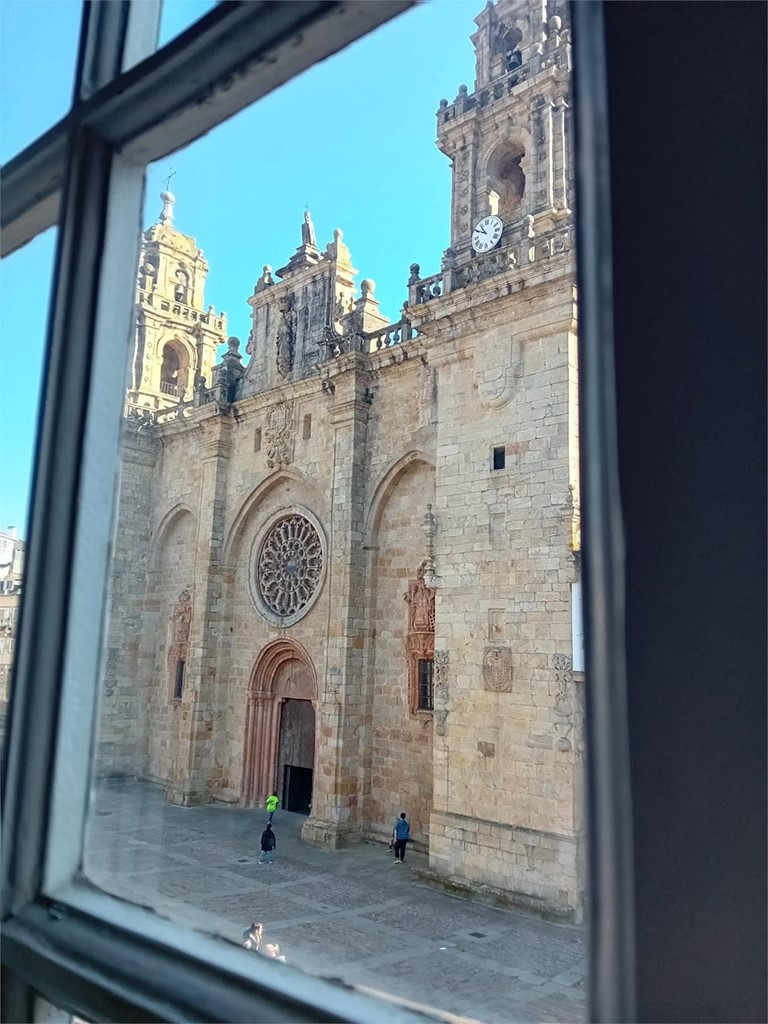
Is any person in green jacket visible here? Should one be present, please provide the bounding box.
[266,792,279,823]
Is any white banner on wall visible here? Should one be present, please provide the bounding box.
[571,580,585,673]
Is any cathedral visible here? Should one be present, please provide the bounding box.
[100,0,585,920]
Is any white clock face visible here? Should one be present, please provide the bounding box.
[471,215,504,253]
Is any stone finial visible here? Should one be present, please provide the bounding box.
[226,336,241,354]
[159,190,175,225]
[423,503,437,560]
[408,263,421,285]
[254,265,274,293]
[325,227,352,266]
[361,278,375,297]
[548,15,562,48]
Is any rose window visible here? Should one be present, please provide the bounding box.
[257,514,323,619]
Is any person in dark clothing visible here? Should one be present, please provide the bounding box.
[242,921,263,950]
[392,812,410,863]
[259,823,276,864]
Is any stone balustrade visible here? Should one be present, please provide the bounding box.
[406,219,573,309]
[436,38,571,127]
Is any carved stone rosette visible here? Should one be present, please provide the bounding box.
[482,645,513,692]
[258,515,323,620]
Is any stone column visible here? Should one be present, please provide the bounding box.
[165,414,232,805]
[99,425,157,777]
[302,357,369,847]
[553,98,570,212]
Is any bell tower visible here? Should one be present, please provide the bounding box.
[436,0,572,266]
[128,189,227,414]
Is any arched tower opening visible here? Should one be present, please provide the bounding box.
[486,138,527,221]
[159,341,189,397]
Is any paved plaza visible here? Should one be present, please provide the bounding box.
[85,780,586,1024]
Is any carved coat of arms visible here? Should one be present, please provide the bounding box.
[482,645,513,692]
[264,401,294,469]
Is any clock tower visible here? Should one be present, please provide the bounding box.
[437,0,571,265]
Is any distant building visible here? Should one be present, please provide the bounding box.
[0,527,25,729]
[102,0,585,919]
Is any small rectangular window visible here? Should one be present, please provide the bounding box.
[254,426,262,452]
[492,445,506,470]
[303,413,312,439]
[173,659,185,700]
[417,658,434,711]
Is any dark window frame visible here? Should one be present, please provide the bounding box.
[173,658,185,701]
[416,658,434,712]
[1,1,764,1022]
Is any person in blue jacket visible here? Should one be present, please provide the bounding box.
[392,811,411,863]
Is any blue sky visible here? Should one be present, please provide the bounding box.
[0,0,479,535]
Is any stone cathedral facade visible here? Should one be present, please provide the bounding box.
[101,0,585,919]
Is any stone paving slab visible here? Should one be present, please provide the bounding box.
[85,779,586,1024]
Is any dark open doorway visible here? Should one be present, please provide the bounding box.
[283,764,313,814]
[277,697,315,814]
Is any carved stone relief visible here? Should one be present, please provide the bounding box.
[167,588,192,696]
[276,292,297,377]
[552,653,574,751]
[433,648,450,733]
[264,401,294,469]
[404,569,436,714]
[482,645,513,692]
[433,649,449,694]
[473,334,522,410]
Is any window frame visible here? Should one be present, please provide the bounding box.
[416,657,434,713]
[4,0,722,1021]
[0,3,437,1022]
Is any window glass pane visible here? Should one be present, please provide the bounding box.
[0,3,81,161]
[0,228,55,744]
[83,2,587,1020]
[159,0,218,49]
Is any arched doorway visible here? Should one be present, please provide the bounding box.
[241,639,317,809]
[278,698,315,813]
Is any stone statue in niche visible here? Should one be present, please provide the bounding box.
[482,645,513,692]
[409,578,435,633]
[276,293,297,377]
[171,589,192,645]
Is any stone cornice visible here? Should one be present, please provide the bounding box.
[329,398,370,426]
[410,263,576,335]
